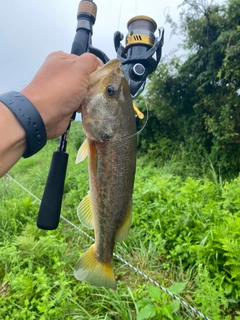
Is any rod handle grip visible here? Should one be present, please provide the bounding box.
[37,151,69,230]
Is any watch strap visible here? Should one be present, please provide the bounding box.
[0,91,47,158]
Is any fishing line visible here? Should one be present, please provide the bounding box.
[3,173,211,320]
[107,99,149,144]
[163,6,171,20]
[118,98,149,142]
[126,100,149,141]
[135,97,149,135]
[117,0,123,31]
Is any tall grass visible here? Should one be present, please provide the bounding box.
[1,122,240,319]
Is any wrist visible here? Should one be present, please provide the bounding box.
[0,101,26,145]
[21,86,54,139]
[0,91,47,158]
[0,102,27,177]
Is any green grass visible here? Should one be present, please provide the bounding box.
[1,122,240,319]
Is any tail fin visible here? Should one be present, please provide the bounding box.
[74,244,116,289]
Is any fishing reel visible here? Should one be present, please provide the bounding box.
[37,0,164,230]
[72,0,164,96]
[114,15,164,96]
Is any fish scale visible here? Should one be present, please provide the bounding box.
[74,59,137,289]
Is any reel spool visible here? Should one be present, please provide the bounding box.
[126,15,157,49]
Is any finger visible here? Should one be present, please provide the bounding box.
[74,53,103,76]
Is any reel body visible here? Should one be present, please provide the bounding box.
[114,15,164,96]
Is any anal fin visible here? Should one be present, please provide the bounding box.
[77,193,94,229]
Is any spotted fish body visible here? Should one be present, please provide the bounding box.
[74,59,137,289]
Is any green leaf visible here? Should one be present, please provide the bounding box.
[162,304,174,320]
[147,285,161,301]
[168,282,186,295]
[170,300,180,313]
[137,304,156,320]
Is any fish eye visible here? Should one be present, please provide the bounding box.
[106,85,115,96]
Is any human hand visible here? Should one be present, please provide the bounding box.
[21,51,102,139]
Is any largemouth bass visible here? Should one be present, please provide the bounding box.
[74,59,137,289]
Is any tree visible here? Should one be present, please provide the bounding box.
[138,0,240,178]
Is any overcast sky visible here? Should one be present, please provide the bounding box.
[0,0,184,92]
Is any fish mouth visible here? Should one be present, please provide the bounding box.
[82,116,119,143]
[89,131,115,143]
[99,133,112,142]
[82,124,115,143]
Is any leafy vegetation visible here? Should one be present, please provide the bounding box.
[0,120,240,319]
[137,0,240,180]
[1,0,240,318]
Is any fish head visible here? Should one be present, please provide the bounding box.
[81,59,132,143]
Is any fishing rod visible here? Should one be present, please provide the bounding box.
[37,0,164,230]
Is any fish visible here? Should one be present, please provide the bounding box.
[74,59,137,289]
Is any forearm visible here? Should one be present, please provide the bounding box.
[0,102,27,177]
[0,52,102,177]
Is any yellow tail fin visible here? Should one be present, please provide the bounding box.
[74,245,116,289]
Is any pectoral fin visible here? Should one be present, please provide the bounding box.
[77,193,94,229]
[76,138,88,164]
[115,199,132,242]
